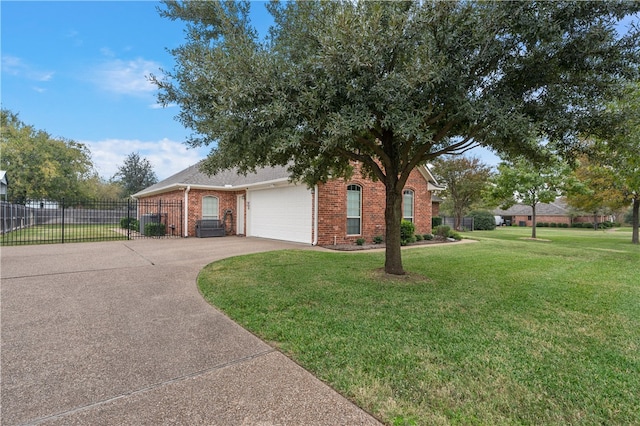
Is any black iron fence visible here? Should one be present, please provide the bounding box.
[1,199,183,246]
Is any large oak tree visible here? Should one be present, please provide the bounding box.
[153,0,639,274]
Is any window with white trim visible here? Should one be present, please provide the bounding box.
[346,184,362,235]
[202,196,219,220]
[403,189,414,223]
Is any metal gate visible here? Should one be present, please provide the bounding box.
[1,199,183,246]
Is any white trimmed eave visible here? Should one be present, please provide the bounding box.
[132,177,294,199]
[417,165,445,192]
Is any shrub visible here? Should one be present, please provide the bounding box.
[415,234,424,241]
[432,216,442,227]
[469,210,496,230]
[423,233,434,240]
[448,231,462,240]
[435,225,451,238]
[561,223,569,228]
[373,235,384,244]
[550,222,557,228]
[144,222,166,236]
[536,222,545,227]
[120,217,139,231]
[356,238,366,246]
[400,220,416,243]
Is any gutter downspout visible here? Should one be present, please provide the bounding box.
[312,184,319,246]
[184,185,191,237]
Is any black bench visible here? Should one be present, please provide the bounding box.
[195,219,225,237]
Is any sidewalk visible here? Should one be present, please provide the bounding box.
[1,238,381,425]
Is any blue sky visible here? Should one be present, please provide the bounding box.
[2,1,273,180]
[2,2,636,181]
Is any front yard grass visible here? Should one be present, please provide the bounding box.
[198,228,640,425]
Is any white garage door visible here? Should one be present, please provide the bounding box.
[247,184,312,244]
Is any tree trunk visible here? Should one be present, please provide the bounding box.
[384,184,405,275]
[531,204,537,239]
[632,197,639,245]
[454,211,463,231]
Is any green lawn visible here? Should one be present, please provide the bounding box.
[198,227,640,425]
[0,224,128,245]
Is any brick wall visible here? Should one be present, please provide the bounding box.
[316,164,433,245]
[508,215,572,227]
[187,189,244,236]
[142,189,244,237]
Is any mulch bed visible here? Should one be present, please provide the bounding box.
[321,237,457,251]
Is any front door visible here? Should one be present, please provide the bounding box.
[236,194,245,235]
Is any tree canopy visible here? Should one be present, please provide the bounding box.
[576,84,640,243]
[488,156,571,239]
[154,0,639,274]
[431,156,492,231]
[111,152,158,197]
[0,109,95,202]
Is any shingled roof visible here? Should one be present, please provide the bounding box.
[133,162,292,198]
[493,198,571,216]
[134,161,443,198]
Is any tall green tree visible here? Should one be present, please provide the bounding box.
[577,84,640,244]
[153,1,639,274]
[112,152,158,197]
[431,156,492,231]
[0,109,94,202]
[488,156,570,239]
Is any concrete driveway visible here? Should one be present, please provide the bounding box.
[1,238,380,425]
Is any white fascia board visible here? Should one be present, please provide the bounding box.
[133,178,294,198]
[417,164,443,188]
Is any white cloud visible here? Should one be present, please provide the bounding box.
[92,58,161,96]
[1,55,54,81]
[82,137,206,181]
[149,102,178,110]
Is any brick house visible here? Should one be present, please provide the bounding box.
[133,162,443,245]
[493,198,610,227]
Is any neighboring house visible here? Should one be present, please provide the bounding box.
[133,162,443,245]
[493,198,610,227]
[0,171,7,201]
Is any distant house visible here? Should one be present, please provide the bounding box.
[493,198,610,227]
[134,162,443,245]
[0,171,7,201]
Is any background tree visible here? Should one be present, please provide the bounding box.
[111,152,158,197]
[488,155,570,239]
[565,155,626,229]
[431,156,492,231]
[0,109,94,202]
[81,173,125,200]
[154,1,639,274]
[576,84,640,244]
